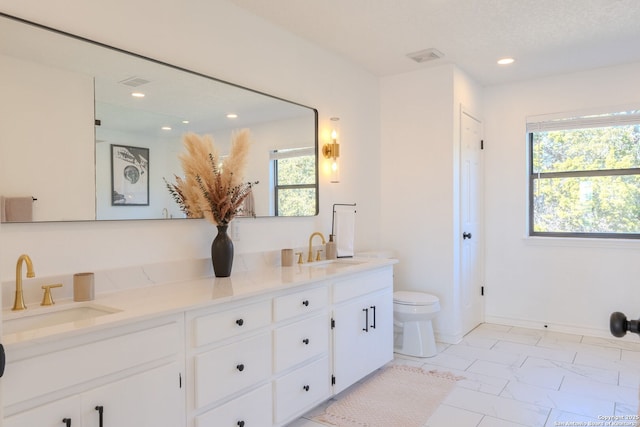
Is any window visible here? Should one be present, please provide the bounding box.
[528,109,640,238]
[271,148,317,216]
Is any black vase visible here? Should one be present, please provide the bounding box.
[211,225,234,277]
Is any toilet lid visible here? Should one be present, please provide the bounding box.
[393,291,439,305]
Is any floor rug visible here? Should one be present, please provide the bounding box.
[313,364,462,427]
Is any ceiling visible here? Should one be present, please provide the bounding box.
[231,0,640,86]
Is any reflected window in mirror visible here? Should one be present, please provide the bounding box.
[271,148,317,216]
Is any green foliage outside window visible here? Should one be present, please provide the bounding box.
[275,154,317,216]
[530,123,640,237]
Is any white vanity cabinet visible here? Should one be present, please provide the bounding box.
[272,285,331,426]
[331,267,394,394]
[3,260,396,427]
[187,298,273,427]
[3,315,185,427]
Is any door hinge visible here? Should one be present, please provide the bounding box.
[331,318,335,329]
[331,375,336,386]
[480,140,484,150]
[481,286,484,296]
[179,372,182,388]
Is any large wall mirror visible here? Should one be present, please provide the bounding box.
[0,13,318,222]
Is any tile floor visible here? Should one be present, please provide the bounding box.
[288,323,640,427]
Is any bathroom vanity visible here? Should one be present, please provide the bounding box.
[2,256,396,427]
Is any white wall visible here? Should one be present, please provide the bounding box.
[0,0,381,280]
[380,64,482,343]
[483,62,640,336]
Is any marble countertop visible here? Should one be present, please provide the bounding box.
[2,257,397,348]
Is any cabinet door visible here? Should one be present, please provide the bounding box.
[332,288,393,394]
[82,362,183,427]
[4,395,81,427]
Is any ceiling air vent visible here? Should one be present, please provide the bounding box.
[119,76,150,87]
[406,48,444,63]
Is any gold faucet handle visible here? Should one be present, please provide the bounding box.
[41,283,63,306]
[295,252,303,264]
[315,249,323,261]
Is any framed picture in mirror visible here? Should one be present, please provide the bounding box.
[111,144,149,206]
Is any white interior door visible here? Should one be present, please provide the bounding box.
[460,110,484,335]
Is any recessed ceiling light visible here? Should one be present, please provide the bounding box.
[182,120,190,124]
[161,126,172,131]
[131,92,145,98]
[226,113,238,119]
[497,57,515,65]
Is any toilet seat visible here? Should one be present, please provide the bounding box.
[393,291,439,306]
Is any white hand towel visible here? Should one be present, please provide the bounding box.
[335,208,355,257]
[1,196,33,222]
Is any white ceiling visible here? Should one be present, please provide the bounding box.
[231,0,640,86]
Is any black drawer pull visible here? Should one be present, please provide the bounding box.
[62,419,72,427]
[237,421,245,427]
[236,364,245,372]
[302,338,310,345]
[236,318,244,326]
[303,385,310,391]
[302,300,309,307]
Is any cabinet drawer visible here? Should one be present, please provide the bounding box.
[4,319,180,408]
[274,356,330,424]
[273,286,328,322]
[192,299,271,347]
[194,332,271,408]
[274,313,329,373]
[195,383,272,427]
[332,267,392,303]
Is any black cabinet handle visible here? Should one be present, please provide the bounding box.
[302,300,309,307]
[302,338,310,345]
[62,418,72,427]
[237,421,245,427]
[236,318,244,326]
[95,405,104,427]
[236,363,245,372]
[0,343,5,378]
[463,231,472,240]
[303,385,310,391]
[370,305,376,329]
[362,308,369,332]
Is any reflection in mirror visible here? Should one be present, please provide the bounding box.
[0,13,318,222]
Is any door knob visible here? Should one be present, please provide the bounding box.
[610,312,640,337]
[463,232,472,240]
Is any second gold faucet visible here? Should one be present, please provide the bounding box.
[307,232,326,263]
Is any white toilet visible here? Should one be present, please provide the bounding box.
[393,291,441,358]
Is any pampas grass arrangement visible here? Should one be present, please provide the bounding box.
[164,130,257,225]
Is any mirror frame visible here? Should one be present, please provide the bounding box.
[0,12,319,222]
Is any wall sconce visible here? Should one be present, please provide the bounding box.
[323,117,340,183]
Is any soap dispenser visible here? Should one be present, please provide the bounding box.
[326,234,337,260]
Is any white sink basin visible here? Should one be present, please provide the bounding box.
[3,304,121,335]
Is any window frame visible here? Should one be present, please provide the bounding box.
[527,108,640,239]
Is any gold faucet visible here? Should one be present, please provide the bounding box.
[307,232,326,263]
[13,254,35,311]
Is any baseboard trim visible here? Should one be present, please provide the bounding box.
[484,315,629,341]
